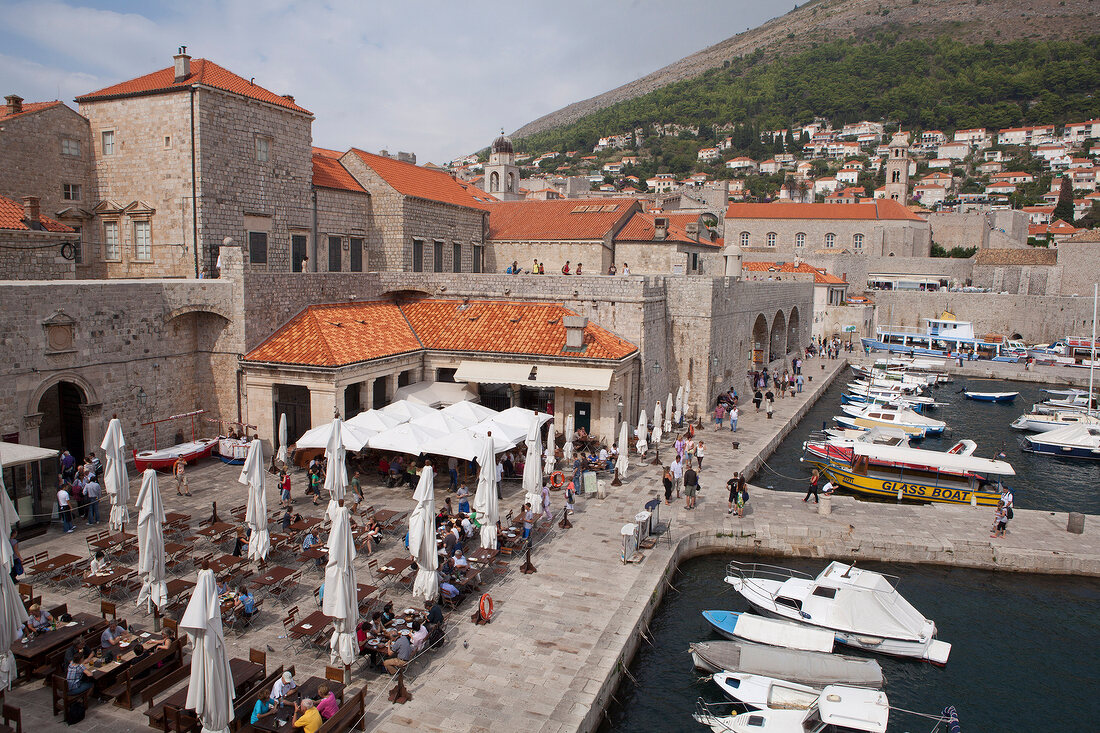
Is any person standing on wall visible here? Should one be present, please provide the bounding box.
[804,468,820,504]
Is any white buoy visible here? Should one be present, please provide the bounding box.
[970,492,977,507]
[897,487,904,502]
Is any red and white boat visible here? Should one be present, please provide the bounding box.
[133,410,217,471]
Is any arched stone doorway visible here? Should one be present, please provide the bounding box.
[37,380,87,457]
[752,314,768,368]
[770,311,786,362]
[787,307,801,355]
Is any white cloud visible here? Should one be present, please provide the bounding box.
[0,0,800,162]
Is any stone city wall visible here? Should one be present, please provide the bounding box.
[0,230,77,280]
[1052,240,1100,298]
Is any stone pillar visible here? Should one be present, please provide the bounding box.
[22,412,43,447]
[361,379,374,412]
[309,385,337,429]
[79,402,103,459]
[245,382,276,450]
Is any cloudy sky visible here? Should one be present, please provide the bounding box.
[0,0,800,163]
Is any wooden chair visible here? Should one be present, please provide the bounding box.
[366,558,379,581]
[248,648,267,676]
[17,583,31,602]
[51,675,91,718]
[47,602,67,618]
[0,703,21,733]
[162,617,179,636]
[325,665,345,683]
[101,600,117,620]
[316,686,366,733]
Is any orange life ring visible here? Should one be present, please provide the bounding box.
[479,593,494,621]
[550,471,565,488]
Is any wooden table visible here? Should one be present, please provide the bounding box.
[467,547,499,565]
[145,657,265,727]
[252,676,345,733]
[196,521,234,539]
[12,612,104,668]
[251,565,296,589]
[371,509,400,525]
[30,552,80,577]
[288,609,331,639]
[88,532,136,553]
[356,583,378,603]
[299,547,327,564]
[164,512,190,525]
[87,630,165,680]
[165,577,195,601]
[82,565,133,589]
[206,554,245,574]
[376,557,414,584]
[163,541,192,556]
[288,516,322,532]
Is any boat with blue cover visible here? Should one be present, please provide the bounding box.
[962,391,1018,403]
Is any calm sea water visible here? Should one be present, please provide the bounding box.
[757,370,1100,515]
[600,554,1100,732]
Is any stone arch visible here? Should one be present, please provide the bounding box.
[770,310,786,362]
[489,171,500,193]
[30,374,99,458]
[507,172,515,193]
[163,303,234,325]
[787,307,800,354]
[27,371,99,419]
[752,314,768,368]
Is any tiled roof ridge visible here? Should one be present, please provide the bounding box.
[395,302,426,349]
[0,100,64,121]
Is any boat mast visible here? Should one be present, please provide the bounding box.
[1090,283,1097,417]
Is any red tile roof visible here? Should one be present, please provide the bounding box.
[0,100,63,121]
[75,59,311,114]
[347,149,491,210]
[0,195,73,232]
[311,148,366,193]
[487,199,638,241]
[243,299,637,367]
[743,261,847,285]
[726,199,925,222]
[614,212,722,248]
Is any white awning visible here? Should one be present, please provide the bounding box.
[0,442,59,467]
[454,361,614,392]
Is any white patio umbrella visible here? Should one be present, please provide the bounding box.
[522,419,544,511]
[674,386,684,426]
[468,418,526,447]
[664,392,674,434]
[368,423,444,455]
[0,476,27,690]
[379,399,436,424]
[407,466,439,603]
[472,434,498,550]
[617,421,629,479]
[652,402,663,447]
[411,411,466,436]
[346,408,402,433]
[495,407,552,434]
[440,401,498,427]
[684,380,692,422]
[636,409,648,457]
[276,413,288,467]
[295,419,373,452]
[135,469,167,614]
[182,568,235,733]
[322,505,358,667]
[543,418,556,477]
[102,417,130,531]
[239,439,270,562]
[421,427,511,462]
[324,420,349,522]
[562,413,575,462]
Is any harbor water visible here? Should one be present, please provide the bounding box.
[758,370,1100,515]
[600,554,1100,732]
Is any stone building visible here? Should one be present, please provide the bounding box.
[479,132,523,201]
[612,212,723,275]
[309,148,371,273]
[884,131,911,203]
[0,97,93,268]
[0,195,78,280]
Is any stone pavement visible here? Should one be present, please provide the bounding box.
[10,354,1099,732]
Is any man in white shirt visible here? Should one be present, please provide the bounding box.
[670,457,684,499]
[57,485,74,533]
[494,458,504,499]
[271,671,297,706]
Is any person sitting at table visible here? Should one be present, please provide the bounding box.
[101,618,130,649]
[271,670,297,706]
[380,601,396,625]
[452,548,469,573]
[443,523,458,557]
[235,585,256,618]
[251,695,277,725]
[24,603,54,635]
[215,578,230,596]
[409,619,429,654]
[151,627,177,653]
[302,528,319,552]
[66,650,94,696]
[315,684,340,720]
[383,633,414,675]
[87,549,110,576]
[231,527,248,557]
[501,452,515,478]
[439,574,461,602]
[404,460,418,488]
[425,599,444,631]
[442,497,454,518]
[377,456,390,481]
[292,697,323,733]
[598,446,609,465]
[456,483,470,513]
[460,513,474,537]
[280,507,293,532]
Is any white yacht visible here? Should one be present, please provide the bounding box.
[838,404,946,435]
[693,686,889,733]
[1010,408,1100,433]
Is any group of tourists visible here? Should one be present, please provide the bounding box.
[56,449,104,533]
[503,259,632,276]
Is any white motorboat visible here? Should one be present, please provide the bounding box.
[702,610,836,653]
[839,404,946,435]
[803,428,977,467]
[693,686,889,733]
[1010,408,1100,433]
[688,641,885,688]
[724,560,951,664]
[834,415,927,438]
[1023,423,1100,460]
[712,672,821,711]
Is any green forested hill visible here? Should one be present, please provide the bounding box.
[517,36,1100,160]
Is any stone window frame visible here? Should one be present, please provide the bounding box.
[432,240,444,273]
[824,232,836,248]
[101,129,115,156]
[103,219,121,261]
[62,183,81,201]
[412,239,424,272]
[853,233,864,250]
[132,219,153,262]
[471,243,483,273]
[327,235,343,272]
[795,232,806,248]
[255,135,272,163]
[740,231,750,248]
[290,231,309,272]
[248,230,269,266]
[349,236,364,273]
[766,232,777,247]
[60,138,81,157]
[452,242,462,273]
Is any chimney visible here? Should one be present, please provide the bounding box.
[5,95,23,115]
[282,95,295,104]
[685,221,699,241]
[653,217,668,241]
[22,196,40,225]
[563,315,588,349]
[173,46,191,82]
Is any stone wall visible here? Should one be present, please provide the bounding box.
[730,215,930,259]
[803,253,975,292]
[970,263,1059,295]
[925,209,1029,251]
[403,197,486,274]
[489,240,607,275]
[1053,240,1100,297]
[314,187,372,272]
[0,230,77,280]
[613,242,720,276]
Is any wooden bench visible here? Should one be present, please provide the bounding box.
[317,685,367,732]
[228,664,289,732]
[142,664,191,730]
[104,639,185,709]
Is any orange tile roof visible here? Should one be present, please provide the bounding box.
[75,59,311,114]
[311,148,366,193]
[0,100,63,121]
[347,149,491,210]
[614,212,722,248]
[487,199,638,241]
[243,299,637,367]
[726,199,925,222]
[243,301,421,367]
[0,195,73,232]
[743,261,847,285]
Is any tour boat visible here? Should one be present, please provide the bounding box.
[711,672,822,711]
[688,641,885,688]
[693,686,889,733]
[1023,423,1100,460]
[724,560,951,664]
[215,436,250,465]
[701,610,835,653]
[812,441,1012,506]
[838,404,946,435]
[802,430,978,473]
[860,312,1011,361]
[1010,408,1100,432]
[133,438,217,471]
[963,391,1019,403]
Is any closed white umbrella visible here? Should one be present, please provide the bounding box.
[617,421,629,479]
[135,469,167,613]
[324,419,349,522]
[102,417,129,531]
[651,402,663,447]
[407,466,439,602]
[182,568,235,733]
[636,409,648,457]
[522,419,544,511]
[322,505,358,667]
[543,418,556,477]
[0,476,27,690]
[684,380,692,422]
[664,393,674,434]
[563,413,574,462]
[472,435,498,550]
[276,413,288,467]
[674,386,684,426]
[239,439,269,562]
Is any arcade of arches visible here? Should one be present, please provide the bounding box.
[750,307,802,368]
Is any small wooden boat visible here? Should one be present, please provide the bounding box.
[688,641,885,688]
[963,391,1019,403]
[133,438,217,471]
[215,437,250,465]
[702,610,835,653]
[712,672,821,710]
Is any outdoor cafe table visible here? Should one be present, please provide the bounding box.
[206,553,246,574]
[88,531,136,555]
[356,583,378,603]
[87,629,166,684]
[288,516,322,533]
[144,656,266,726]
[30,552,81,578]
[299,546,327,564]
[196,521,234,540]
[12,612,103,670]
[165,577,196,602]
[467,547,499,566]
[288,609,331,639]
[163,541,192,556]
[252,565,296,590]
[82,565,133,591]
[376,557,414,585]
[251,676,345,733]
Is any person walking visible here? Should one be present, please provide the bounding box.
[683,464,699,510]
[753,390,763,413]
[84,475,102,525]
[173,457,191,497]
[57,483,74,533]
[670,455,684,499]
[730,405,739,433]
[796,373,804,394]
[765,389,775,419]
[540,483,552,523]
[662,466,673,506]
[685,438,696,470]
[279,471,291,508]
[714,403,725,429]
[735,475,749,518]
[804,468,820,504]
[447,456,459,492]
[726,473,739,515]
[696,440,706,470]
